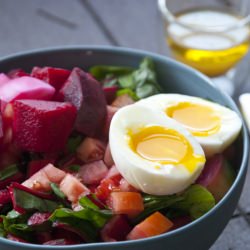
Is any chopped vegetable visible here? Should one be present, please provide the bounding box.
[127,212,173,240]
[108,192,144,217]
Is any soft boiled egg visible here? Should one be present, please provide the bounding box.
[137,94,242,158]
[109,105,205,195]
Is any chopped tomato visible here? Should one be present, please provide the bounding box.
[108,192,144,218]
[127,212,173,240]
[23,164,66,192]
[59,174,89,203]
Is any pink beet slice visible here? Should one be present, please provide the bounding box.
[31,67,70,91]
[196,154,235,202]
[8,69,29,78]
[0,73,10,87]
[0,76,55,111]
[59,68,107,137]
[12,100,77,152]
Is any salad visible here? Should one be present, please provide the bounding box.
[0,58,242,245]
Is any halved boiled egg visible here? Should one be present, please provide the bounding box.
[109,105,205,195]
[137,94,242,158]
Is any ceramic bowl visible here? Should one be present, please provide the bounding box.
[0,46,248,250]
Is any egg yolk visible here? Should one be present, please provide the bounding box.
[128,126,205,173]
[166,102,221,136]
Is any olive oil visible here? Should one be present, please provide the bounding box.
[167,9,250,76]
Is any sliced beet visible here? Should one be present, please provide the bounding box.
[0,73,10,87]
[101,215,131,242]
[7,234,28,243]
[0,171,24,190]
[7,69,29,78]
[103,86,118,104]
[43,239,76,245]
[28,212,52,230]
[12,100,77,152]
[0,76,55,111]
[31,67,70,91]
[196,154,235,202]
[0,189,11,205]
[0,114,3,150]
[171,216,192,231]
[59,68,107,137]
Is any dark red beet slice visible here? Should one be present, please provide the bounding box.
[7,234,28,243]
[7,69,29,78]
[9,182,54,201]
[0,189,11,205]
[53,222,85,243]
[101,215,131,242]
[43,238,77,245]
[31,67,70,91]
[12,100,77,152]
[103,86,118,104]
[59,68,107,137]
[28,212,51,226]
[171,216,192,231]
[196,154,234,202]
[36,232,52,244]
[27,159,55,178]
[0,114,4,150]
[0,171,24,190]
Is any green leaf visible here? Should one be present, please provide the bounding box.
[89,65,134,80]
[0,164,19,181]
[118,74,136,89]
[1,210,33,241]
[116,88,139,101]
[171,185,215,219]
[50,196,112,242]
[68,164,81,172]
[136,84,159,99]
[13,188,61,213]
[50,183,66,199]
[134,185,215,224]
[67,135,83,154]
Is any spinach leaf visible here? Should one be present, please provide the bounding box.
[49,196,112,242]
[116,88,139,101]
[0,164,19,181]
[89,65,134,80]
[50,183,71,208]
[13,188,61,213]
[134,185,215,223]
[171,184,215,219]
[67,135,83,154]
[1,210,33,241]
[68,164,81,172]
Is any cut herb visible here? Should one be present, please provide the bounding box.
[67,135,83,154]
[89,65,134,80]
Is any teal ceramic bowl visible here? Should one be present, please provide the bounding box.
[0,46,248,250]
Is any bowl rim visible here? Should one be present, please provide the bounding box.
[0,45,249,249]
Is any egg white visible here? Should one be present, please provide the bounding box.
[109,105,205,195]
[137,94,242,158]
